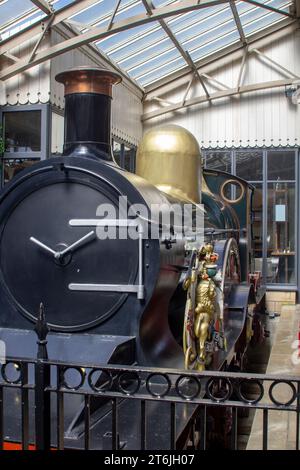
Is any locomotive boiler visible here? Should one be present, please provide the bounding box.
[0,67,263,449]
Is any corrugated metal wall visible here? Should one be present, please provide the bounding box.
[0,33,50,105]
[51,111,64,154]
[143,27,300,149]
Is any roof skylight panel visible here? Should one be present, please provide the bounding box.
[103,4,231,64]
[67,0,112,25]
[152,0,178,6]
[243,10,288,35]
[52,0,76,11]
[134,55,186,85]
[115,35,171,69]
[239,0,292,27]
[126,45,182,76]
[189,28,240,62]
[181,18,237,53]
[165,4,229,33]
[171,6,234,43]
[0,0,36,27]
[96,23,161,54]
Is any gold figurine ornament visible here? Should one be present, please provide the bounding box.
[194,269,216,365]
[183,243,224,371]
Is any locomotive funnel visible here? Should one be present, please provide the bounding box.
[56,66,122,160]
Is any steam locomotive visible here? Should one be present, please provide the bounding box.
[0,67,263,449]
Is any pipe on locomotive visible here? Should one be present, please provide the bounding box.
[56,67,122,160]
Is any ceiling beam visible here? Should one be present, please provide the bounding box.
[236,45,248,91]
[230,0,247,44]
[185,50,210,98]
[28,14,54,62]
[201,73,230,90]
[107,0,122,31]
[3,51,19,62]
[242,0,295,18]
[141,0,210,97]
[0,0,98,56]
[181,76,194,105]
[30,0,53,15]
[252,47,299,78]
[145,18,296,94]
[142,78,296,121]
[141,0,191,64]
[0,0,232,81]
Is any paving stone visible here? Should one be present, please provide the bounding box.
[246,305,299,450]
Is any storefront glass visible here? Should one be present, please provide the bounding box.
[204,148,297,288]
[0,105,49,188]
[4,110,41,153]
[205,151,232,173]
[236,151,263,181]
[267,150,296,285]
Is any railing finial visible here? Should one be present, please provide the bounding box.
[34,302,49,360]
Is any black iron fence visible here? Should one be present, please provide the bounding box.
[0,356,300,451]
[0,310,299,451]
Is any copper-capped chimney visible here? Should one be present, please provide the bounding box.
[56,67,122,161]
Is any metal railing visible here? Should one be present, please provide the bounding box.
[0,311,299,450]
[1,360,300,450]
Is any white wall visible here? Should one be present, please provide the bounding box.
[51,111,64,154]
[143,26,300,149]
[0,34,50,106]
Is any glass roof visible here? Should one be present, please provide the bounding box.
[0,0,295,89]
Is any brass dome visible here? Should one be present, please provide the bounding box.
[136,125,202,203]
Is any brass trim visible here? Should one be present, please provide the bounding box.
[55,66,122,97]
[220,179,245,204]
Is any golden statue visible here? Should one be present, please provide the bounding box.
[194,276,216,366]
[183,243,221,371]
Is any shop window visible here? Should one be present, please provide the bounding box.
[236,151,263,181]
[4,110,41,153]
[205,151,232,173]
[202,148,298,289]
[267,182,296,284]
[267,151,295,181]
[0,105,49,188]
